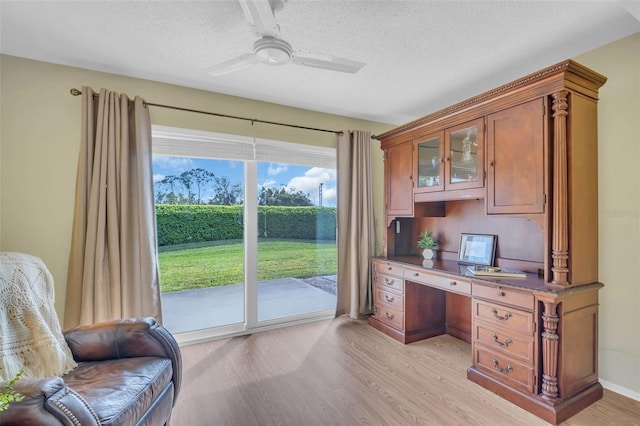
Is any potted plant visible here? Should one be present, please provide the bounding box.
[417,230,438,259]
[0,369,24,412]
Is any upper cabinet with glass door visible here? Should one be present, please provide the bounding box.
[414,118,484,197]
[445,118,484,191]
[415,131,444,193]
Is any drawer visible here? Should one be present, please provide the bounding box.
[376,287,404,310]
[374,304,404,331]
[404,267,471,295]
[376,273,404,294]
[475,346,535,394]
[474,323,534,365]
[474,300,534,335]
[373,260,404,278]
[472,283,533,310]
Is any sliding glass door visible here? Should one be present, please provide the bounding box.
[152,126,336,339]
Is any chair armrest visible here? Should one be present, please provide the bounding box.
[64,317,182,400]
[2,377,100,426]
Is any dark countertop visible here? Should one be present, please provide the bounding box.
[372,256,602,296]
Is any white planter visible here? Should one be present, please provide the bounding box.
[422,248,435,259]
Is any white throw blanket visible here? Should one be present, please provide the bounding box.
[0,252,76,381]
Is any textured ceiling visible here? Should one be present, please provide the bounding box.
[1,1,639,125]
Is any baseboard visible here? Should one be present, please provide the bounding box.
[600,378,640,402]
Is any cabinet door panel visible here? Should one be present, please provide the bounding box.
[386,142,414,217]
[414,132,444,193]
[487,99,545,214]
[445,118,485,191]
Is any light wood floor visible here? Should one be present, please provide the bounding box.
[171,316,639,426]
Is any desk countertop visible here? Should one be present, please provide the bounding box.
[372,256,602,296]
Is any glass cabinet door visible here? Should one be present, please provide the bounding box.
[415,133,443,192]
[445,119,484,190]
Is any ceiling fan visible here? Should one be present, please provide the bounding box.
[208,0,366,77]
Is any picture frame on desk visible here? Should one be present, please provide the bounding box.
[457,233,496,266]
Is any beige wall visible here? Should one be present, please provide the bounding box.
[0,54,392,317]
[574,32,640,397]
[1,32,638,397]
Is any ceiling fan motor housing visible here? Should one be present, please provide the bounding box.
[253,36,293,65]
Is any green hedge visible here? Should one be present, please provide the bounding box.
[156,205,336,246]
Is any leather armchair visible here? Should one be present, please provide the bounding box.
[2,317,182,426]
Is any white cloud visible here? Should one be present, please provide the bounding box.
[267,163,288,176]
[152,156,194,173]
[259,178,277,188]
[287,167,337,207]
[153,174,165,183]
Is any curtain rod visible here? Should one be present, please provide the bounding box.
[70,88,343,136]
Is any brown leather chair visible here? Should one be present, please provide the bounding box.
[2,317,182,425]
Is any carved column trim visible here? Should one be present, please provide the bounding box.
[541,301,560,400]
[551,91,570,286]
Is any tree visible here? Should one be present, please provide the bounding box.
[189,168,215,204]
[210,176,243,205]
[259,186,313,206]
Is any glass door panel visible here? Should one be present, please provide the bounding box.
[154,157,245,334]
[415,134,443,192]
[445,119,484,190]
[256,162,337,322]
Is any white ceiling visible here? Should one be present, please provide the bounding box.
[1,1,639,125]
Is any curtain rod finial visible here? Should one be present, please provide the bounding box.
[70,88,82,96]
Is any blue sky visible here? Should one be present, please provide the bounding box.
[152,156,337,207]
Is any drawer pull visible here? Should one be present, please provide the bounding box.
[492,359,513,374]
[491,308,512,321]
[497,286,505,297]
[449,281,457,287]
[384,295,395,303]
[384,278,395,286]
[385,312,395,320]
[413,272,419,277]
[491,333,513,347]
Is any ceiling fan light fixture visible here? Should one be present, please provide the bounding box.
[253,36,292,65]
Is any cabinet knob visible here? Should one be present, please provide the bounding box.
[449,281,457,287]
[488,160,494,167]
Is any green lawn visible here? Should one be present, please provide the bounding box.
[158,239,337,293]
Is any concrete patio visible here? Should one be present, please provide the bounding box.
[161,275,337,334]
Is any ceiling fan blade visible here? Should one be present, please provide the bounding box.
[292,50,365,74]
[238,0,280,37]
[207,53,256,77]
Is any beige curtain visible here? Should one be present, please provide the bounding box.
[64,87,161,330]
[336,130,376,319]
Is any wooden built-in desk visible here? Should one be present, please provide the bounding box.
[370,256,603,425]
[370,60,607,424]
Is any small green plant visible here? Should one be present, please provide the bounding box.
[417,230,438,249]
[0,369,24,412]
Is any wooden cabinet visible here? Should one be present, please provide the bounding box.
[410,119,485,204]
[471,283,537,395]
[414,131,443,192]
[371,60,607,425]
[445,118,485,191]
[486,99,545,214]
[384,141,414,218]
